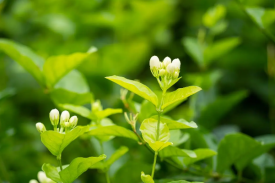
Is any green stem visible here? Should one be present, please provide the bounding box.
[100,141,111,183]
[156,112,161,141]
[151,152,158,178]
[57,155,63,171]
[105,169,111,183]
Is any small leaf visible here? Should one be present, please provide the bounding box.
[106,76,158,106]
[60,155,106,183]
[162,86,201,109]
[41,126,89,157]
[151,116,197,130]
[167,181,203,183]
[51,88,93,105]
[42,163,62,183]
[106,146,129,167]
[159,146,197,159]
[202,4,226,28]
[140,118,172,152]
[43,52,95,88]
[182,37,204,67]
[0,39,45,85]
[183,148,217,166]
[95,108,123,119]
[87,125,139,141]
[59,104,92,119]
[141,172,154,183]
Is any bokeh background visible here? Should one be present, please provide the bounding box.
[0,0,275,182]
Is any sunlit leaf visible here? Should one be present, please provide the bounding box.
[0,39,45,85]
[162,86,201,109]
[151,116,197,130]
[42,163,62,183]
[106,76,158,106]
[106,146,129,167]
[183,148,217,166]
[95,108,123,119]
[141,171,154,183]
[159,146,196,159]
[41,126,89,157]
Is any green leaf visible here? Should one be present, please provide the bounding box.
[41,126,89,157]
[51,88,94,105]
[204,37,241,64]
[183,148,217,166]
[43,52,95,88]
[140,118,172,152]
[0,39,45,85]
[106,76,158,106]
[106,146,129,167]
[141,171,154,183]
[182,37,204,67]
[216,133,262,173]
[151,116,197,130]
[159,146,196,159]
[95,108,123,119]
[59,104,92,119]
[87,125,139,141]
[167,181,203,183]
[42,163,62,183]
[162,86,202,109]
[202,4,226,28]
[60,155,106,183]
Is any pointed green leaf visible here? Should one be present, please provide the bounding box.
[106,76,158,106]
[59,104,92,119]
[87,125,138,141]
[0,39,45,85]
[159,146,196,159]
[106,146,129,167]
[151,116,197,130]
[42,164,62,183]
[183,148,217,166]
[60,155,106,183]
[141,172,154,183]
[44,51,96,88]
[41,126,89,156]
[162,86,201,109]
[140,118,172,152]
[95,108,123,119]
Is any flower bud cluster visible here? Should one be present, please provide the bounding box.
[36,109,78,134]
[29,171,54,183]
[149,56,181,90]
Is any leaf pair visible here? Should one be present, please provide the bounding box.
[43,155,106,183]
[106,76,201,110]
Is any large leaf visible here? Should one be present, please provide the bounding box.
[43,52,95,88]
[106,146,129,167]
[140,118,172,152]
[141,172,154,183]
[41,126,89,157]
[51,88,94,105]
[0,39,45,85]
[106,76,158,106]
[162,86,202,109]
[151,116,197,130]
[183,148,217,166]
[159,146,196,159]
[87,125,139,141]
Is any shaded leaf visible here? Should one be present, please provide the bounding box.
[182,37,204,67]
[183,148,217,166]
[59,104,92,119]
[159,146,196,159]
[106,146,129,167]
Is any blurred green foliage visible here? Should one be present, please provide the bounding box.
[1,0,275,182]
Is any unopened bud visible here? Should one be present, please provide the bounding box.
[163,57,171,67]
[149,56,160,69]
[38,171,51,183]
[29,179,38,183]
[64,122,70,128]
[92,100,102,112]
[166,63,175,74]
[69,116,78,128]
[159,69,166,76]
[49,109,59,126]
[172,58,181,70]
[173,71,179,79]
[60,110,70,127]
[36,122,46,133]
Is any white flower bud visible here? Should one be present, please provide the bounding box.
[64,122,70,128]
[172,58,181,70]
[173,71,179,79]
[29,179,38,183]
[166,63,175,74]
[159,69,166,76]
[38,171,47,182]
[60,110,70,127]
[49,109,59,126]
[92,100,102,112]
[163,57,171,67]
[149,56,160,69]
[36,122,46,133]
[69,116,78,128]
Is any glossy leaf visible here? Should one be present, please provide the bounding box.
[162,86,202,109]
[141,172,154,183]
[60,155,106,183]
[41,126,89,156]
[87,125,139,141]
[183,148,217,166]
[140,118,172,152]
[106,146,129,167]
[43,52,95,88]
[159,146,196,159]
[151,116,197,130]
[106,76,158,106]
[0,39,45,85]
